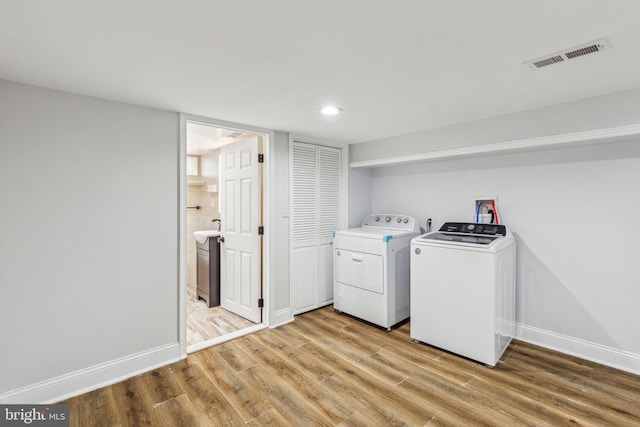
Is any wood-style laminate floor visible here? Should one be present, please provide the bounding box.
[187,282,255,346]
[64,306,640,426]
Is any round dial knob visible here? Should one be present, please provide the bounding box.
[396,217,402,223]
[385,216,391,222]
[467,224,476,231]
[403,218,409,223]
[375,216,380,222]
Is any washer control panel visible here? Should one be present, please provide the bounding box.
[362,214,418,231]
[440,222,506,236]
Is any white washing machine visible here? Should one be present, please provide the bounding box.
[333,214,420,329]
[410,222,516,366]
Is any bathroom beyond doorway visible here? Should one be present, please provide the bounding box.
[184,120,266,352]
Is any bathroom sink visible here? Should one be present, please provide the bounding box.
[194,230,221,244]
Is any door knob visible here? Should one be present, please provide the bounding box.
[218,236,225,243]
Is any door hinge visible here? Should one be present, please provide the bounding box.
[258,298,264,308]
[258,226,264,235]
[258,153,264,163]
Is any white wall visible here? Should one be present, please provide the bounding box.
[200,148,220,179]
[269,131,292,325]
[0,80,180,402]
[199,148,221,216]
[0,80,296,402]
[347,167,372,227]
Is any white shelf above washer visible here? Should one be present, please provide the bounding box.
[349,123,640,168]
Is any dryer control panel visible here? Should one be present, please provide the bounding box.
[362,214,419,232]
[440,222,507,236]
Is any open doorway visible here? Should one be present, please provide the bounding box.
[180,117,269,354]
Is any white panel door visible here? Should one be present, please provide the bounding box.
[220,137,261,323]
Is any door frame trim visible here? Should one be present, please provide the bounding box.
[179,113,274,358]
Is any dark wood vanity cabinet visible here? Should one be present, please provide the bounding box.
[196,236,220,307]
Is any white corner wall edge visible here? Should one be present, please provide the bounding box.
[0,343,181,404]
[350,124,640,168]
[515,323,640,375]
[270,308,295,328]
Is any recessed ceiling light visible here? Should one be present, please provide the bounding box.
[321,106,342,115]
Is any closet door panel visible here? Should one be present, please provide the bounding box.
[318,242,334,306]
[318,146,341,305]
[319,147,341,239]
[291,246,318,314]
[291,142,319,313]
[291,143,318,247]
[291,142,341,314]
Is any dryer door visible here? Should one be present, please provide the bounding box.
[334,250,384,294]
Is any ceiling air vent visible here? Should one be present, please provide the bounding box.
[565,44,601,59]
[525,38,610,70]
[533,55,564,68]
[220,130,244,139]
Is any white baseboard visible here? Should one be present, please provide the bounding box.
[269,307,294,328]
[515,323,640,375]
[0,343,181,404]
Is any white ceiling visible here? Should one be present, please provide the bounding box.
[2,1,640,144]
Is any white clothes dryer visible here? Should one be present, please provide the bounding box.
[410,222,516,366]
[333,214,420,329]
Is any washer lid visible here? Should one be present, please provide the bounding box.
[421,232,499,245]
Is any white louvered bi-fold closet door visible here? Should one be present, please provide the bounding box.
[291,142,341,314]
